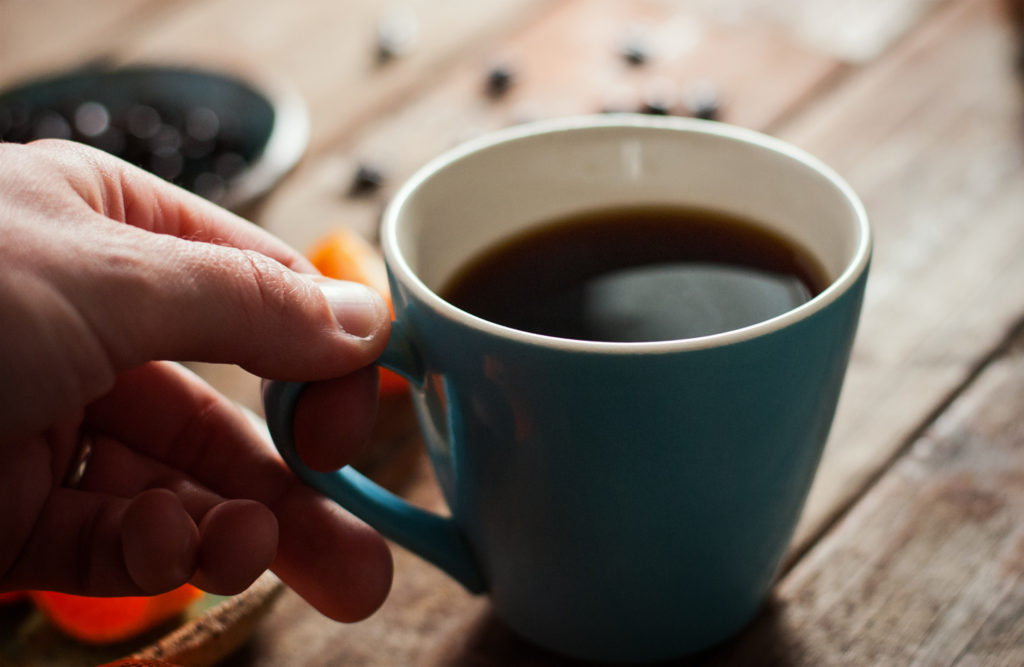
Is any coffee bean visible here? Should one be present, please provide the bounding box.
[124,104,162,140]
[640,77,678,116]
[213,151,248,179]
[185,106,220,142]
[182,136,216,160]
[89,126,126,156]
[73,101,110,138]
[620,38,649,66]
[640,98,671,115]
[149,124,182,157]
[32,111,72,140]
[148,151,184,181]
[0,72,266,202]
[684,82,721,120]
[485,64,515,98]
[350,162,385,195]
[193,171,227,202]
[376,9,418,62]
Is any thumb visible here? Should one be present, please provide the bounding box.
[72,222,391,380]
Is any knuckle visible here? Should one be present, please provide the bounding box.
[235,248,301,318]
[226,248,326,358]
[25,137,77,155]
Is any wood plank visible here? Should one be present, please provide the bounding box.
[677,0,953,62]
[6,0,1016,664]
[257,0,840,254]
[198,0,840,416]
[236,321,1024,667]
[0,0,189,89]
[221,3,851,665]
[777,0,1024,558]
[223,446,477,667]
[110,0,550,155]
[700,323,1024,666]
[236,0,1024,663]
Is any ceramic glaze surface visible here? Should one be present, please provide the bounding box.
[265,116,871,663]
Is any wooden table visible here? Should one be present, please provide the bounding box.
[4,0,1024,664]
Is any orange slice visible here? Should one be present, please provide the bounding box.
[31,584,203,645]
[308,228,408,395]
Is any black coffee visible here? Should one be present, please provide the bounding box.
[440,205,829,342]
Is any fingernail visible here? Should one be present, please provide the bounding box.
[317,279,388,339]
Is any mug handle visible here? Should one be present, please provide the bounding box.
[262,320,487,594]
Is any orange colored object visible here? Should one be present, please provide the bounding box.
[308,228,408,395]
[0,590,28,604]
[31,584,203,645]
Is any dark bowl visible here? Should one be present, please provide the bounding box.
[0,64,309,210]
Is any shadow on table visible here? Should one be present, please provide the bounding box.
[423,594,813,666]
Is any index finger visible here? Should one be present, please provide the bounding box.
[32,139,316,273]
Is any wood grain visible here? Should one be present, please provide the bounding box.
[133,574,284,667]
[110,0,550,156]
[257,0,840,256]
[0,0,183,89]
[4,0,1023,664]
[700,323,1024,666]
[220,2,842,664]
[232,0,1024,663]
[676,0,953,62]
[778,0,1024,560]
[196,0,842,418]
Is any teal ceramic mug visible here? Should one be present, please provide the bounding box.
[264,115,870,662]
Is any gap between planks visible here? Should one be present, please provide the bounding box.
[779,311,1024,578]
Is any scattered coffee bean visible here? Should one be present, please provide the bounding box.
[640,98,671,115]
[640,77,678,116]
[485,64,515,98]
[684,81,721,120]
[376,8,418,62]
[620,38,649,66]
[350,162,386,195]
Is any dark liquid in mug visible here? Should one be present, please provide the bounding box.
[440,205,830,342]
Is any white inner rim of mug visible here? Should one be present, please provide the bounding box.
[382,115,871,354]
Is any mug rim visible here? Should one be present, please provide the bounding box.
[381,114,871,354]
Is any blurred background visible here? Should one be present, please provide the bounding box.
[3,1,1024,665]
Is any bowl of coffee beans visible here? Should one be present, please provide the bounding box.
[0,64,308,210]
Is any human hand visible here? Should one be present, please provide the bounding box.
[0,140,393,622]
